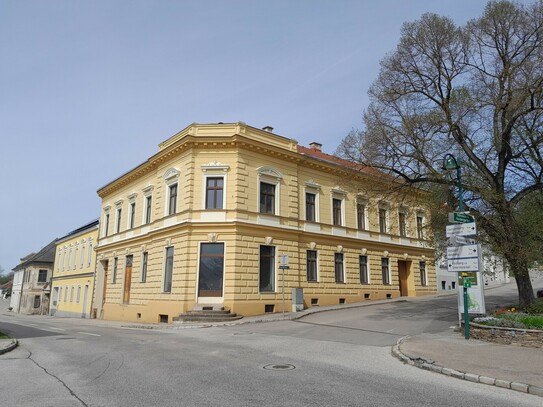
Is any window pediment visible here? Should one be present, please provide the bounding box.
[257,166,283,181]
[142,185,154,196]
[201,161,229,173]
[304,180,321,191]
[163,168,180,182]
[331,186,346,196]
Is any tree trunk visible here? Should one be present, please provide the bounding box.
[507,257,535,308]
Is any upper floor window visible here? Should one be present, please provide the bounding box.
[416,214,424,239]
[332,198,342,226]
[67,245,72,271]
[379,208,388,234]
[87,238,93,267]
[37,269,48,283]
[257,166,282,216]
[80,240,86,269]
[399,212,407,237]
[357,203,366,230]
[57,250,61,272]
[103,212,110,237]
[168,183,178,215]
[116,207,122,233]
[206,177,224,209]
[260,182,276,214]
[306,193,316,222]
[73,243,79,270]
[142,185,154,225]
[129,202,136,229]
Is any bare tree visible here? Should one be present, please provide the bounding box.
[338,0,543,307]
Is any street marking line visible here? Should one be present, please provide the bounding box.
[78,331,101,337]
[48,327,66,331]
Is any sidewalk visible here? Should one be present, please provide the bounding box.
[393,331,543,397]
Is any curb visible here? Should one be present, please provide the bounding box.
[391,336,543,398]
[0,339,18,355]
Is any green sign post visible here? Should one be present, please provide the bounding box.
[462,277,472,339]
[448,212,475,224]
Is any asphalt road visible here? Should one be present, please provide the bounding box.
[1,282,541,407]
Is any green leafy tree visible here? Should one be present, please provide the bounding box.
[337,0,543,307]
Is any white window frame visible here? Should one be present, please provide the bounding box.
[379,205,389,234]
[142,185,154,225]
[73,243,79,270]
[114,200,123,234]
[80,239,86,269]
[141,251,148,283]
[64,285,68,302]
[356,200,368,231]
[420,261,428,286]
[359,255,370,284]
[127,193,137,230]
[67,245,72,271]
[258,244,276,293]
[76,285,81,303]
[163,246,174,293]
[304,180,321,223]
[102,205,111,237]
[331,187,346,227]
[58,286,62,303]
[398,210,407,237]
[306,249,319,282]
[201,162,229,210]
[257,167,282,216]
[70,285,75,303]
[334,252,345,283]
[57,249,62,273]
[87,238,93,268]
[381,257,391,285]
[164,168,180,217]
[416,212,425,239]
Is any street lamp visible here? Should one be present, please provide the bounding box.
[443,153,470,339]
[442,154,464,212]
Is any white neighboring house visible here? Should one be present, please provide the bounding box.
[9,256,32,311]
[436,245,509,293]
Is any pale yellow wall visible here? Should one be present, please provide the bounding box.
[51,226,98,318]
[95,123,436,323]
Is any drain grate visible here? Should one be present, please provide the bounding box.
[263,364,296,371]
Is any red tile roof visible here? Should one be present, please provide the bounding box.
[297,145,383,176]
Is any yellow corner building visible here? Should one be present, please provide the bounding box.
[50,220,99,318]
[94,123,436,323]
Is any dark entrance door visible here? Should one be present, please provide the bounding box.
[198,243,224,298]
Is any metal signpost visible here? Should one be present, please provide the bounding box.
[279,254,289,319]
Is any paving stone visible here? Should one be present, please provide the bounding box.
[464,373,479,383]
[495,379,511,389]
[478,376,496,385]
[510,382,528,393]
[528,385,543,397]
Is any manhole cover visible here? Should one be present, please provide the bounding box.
[263,364,296,371]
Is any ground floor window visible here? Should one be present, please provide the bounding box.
[163,247,174,293]
[306,250,317,282]
[359,255,369,284]
[259,245,275,292]
[381,258,390,285]
[33,295,40,308]
[335,253,344,283]
[419,261,427,286]
[198,243,224,297]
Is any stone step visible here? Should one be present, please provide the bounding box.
[177,314,243,323]
[174,307,243,323]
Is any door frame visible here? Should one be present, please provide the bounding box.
[196,241,225,304]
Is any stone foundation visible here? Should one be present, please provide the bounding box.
[469,322,543,348]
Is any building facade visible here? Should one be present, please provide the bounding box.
[50,220,99,318]
[12,240,56,315]
[95,123,435,323]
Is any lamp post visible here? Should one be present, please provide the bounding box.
[442,154,470,339]
[442,154,464,212]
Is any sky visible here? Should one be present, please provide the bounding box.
[0,0,507,273]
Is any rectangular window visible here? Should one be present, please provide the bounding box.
[259,245,275,292]
[379,208,388,234]
[116,208,122,233]
[145,195,152,224]
[334,253,344,283]
[333,198,342,226]
[37,269,48,283]
[399,212,406,237]
[141,252,148,283]
[206,177,224,209]
[357,203,366,230]
[80,242,85,269]
[420,261,427,286]
[70,285,75,303]
[112,257,118,284]
[259,182,275,214]
[129,202,136,229]
[76,286,81,303]
[381,257,390,285]
[417,215,424,239]
[64,285,68,302]
[306,193,316,222]
[57,251,61,272]
[74,245,78,270]
[163,247,174,292]
[33,295,40,308]
[87,239,93,267]
[359,255,369,284]
[168,184,178,215]
[104,213,110,237]
[306,250,317,282]
[58,287,62,303]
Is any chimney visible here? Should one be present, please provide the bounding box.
[262,125,274,132]
[309,142,322,152]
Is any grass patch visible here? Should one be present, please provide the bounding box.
[0,331,10,339]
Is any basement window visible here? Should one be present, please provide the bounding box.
[264,304,275,313]
[159,314,168,323]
